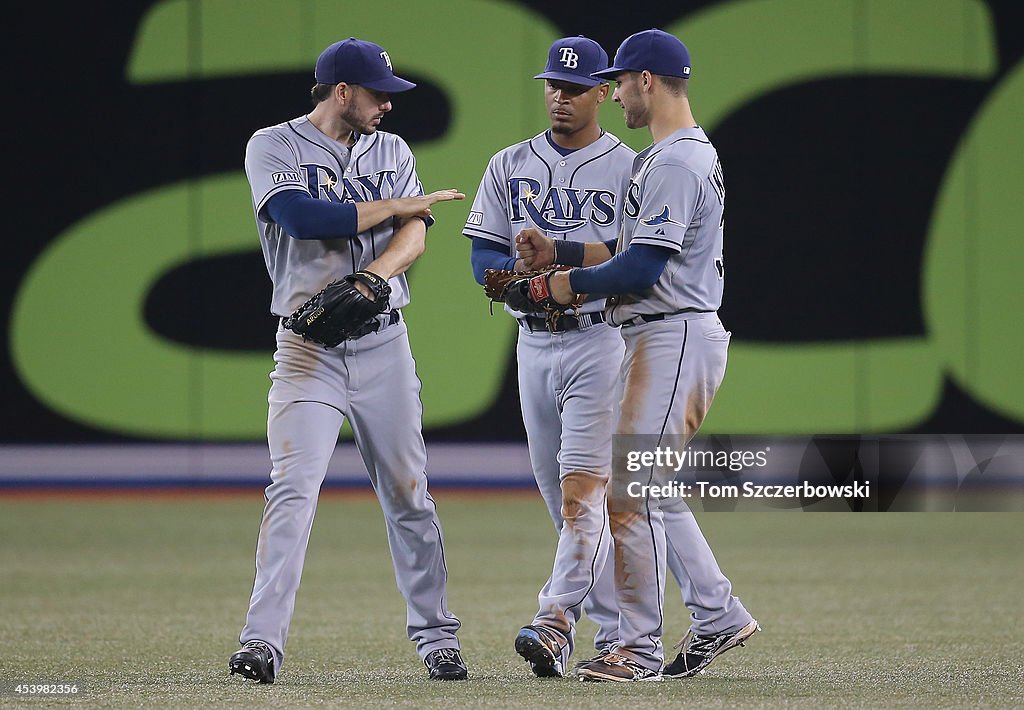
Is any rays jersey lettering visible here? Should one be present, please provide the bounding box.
[623,179,641,219]
[300,164,398,203]
[463,130,635,316]
[246,117,425,315]
[507,177,615,234]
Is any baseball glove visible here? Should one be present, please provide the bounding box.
[283,270,391,348]
[483,266,585,323]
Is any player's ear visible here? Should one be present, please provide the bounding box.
[335,82,351,103]
[640,70,653,92]
[596,83,610,102]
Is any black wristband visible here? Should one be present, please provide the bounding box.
[553,239,585,267]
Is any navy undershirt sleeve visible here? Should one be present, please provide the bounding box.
[569,243,673,294]
[471,238,517,285]
[266,190,358,239]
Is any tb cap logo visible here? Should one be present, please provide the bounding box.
[380,50,392,70]
[558,47,579,69]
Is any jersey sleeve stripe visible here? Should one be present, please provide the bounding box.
[630,235,683,252]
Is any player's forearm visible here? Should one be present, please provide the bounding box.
[267,191,421,240]
[471,238,518,285]
[355,200,410,233]
[355,189,460,233]
[569,244,673,294]
[551,239,614,267]
[365,218,427,279]
[583,241,615,266]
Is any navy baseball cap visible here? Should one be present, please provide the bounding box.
[314,38,416,92]
[534,36,609,87]
[591,29,691,80]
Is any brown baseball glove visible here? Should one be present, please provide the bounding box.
[483,266,585,324]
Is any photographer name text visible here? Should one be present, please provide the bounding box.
[627,480,871,500]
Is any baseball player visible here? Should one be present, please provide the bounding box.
[465,36,752,679]
[514,29,759,682]
[229,37,469,684]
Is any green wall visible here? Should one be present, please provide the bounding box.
[8,0,1022,439]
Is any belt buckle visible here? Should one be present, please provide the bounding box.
[546,312,578,334]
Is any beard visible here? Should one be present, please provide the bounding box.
[342,104,380,135]
[623,103,649,130]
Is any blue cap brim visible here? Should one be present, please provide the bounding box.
[360,75,417,93]
[591,66,631,79]
[534,70,604,87]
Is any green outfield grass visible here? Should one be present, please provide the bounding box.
[1,492,1022,708]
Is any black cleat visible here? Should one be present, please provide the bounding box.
[424,648,468,680]
[514,625,565,678]
[662,619,760,678]
[229,640,276,684]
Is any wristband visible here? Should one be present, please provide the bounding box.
[553,239,585,267]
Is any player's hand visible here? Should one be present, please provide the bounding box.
[352,269,386,300]
[547,269,575,305]
[515,228,555,269]
[390,189,465,219]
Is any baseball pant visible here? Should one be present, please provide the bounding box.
[239,320,461,669]
[608,312,752,672]
[517,323,621,663]
[516,321,725,663]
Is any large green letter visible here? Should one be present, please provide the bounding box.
[11,0,559,438]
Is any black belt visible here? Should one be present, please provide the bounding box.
[365,309,401,333]
[620,308,712,327]
[518,311,606,334]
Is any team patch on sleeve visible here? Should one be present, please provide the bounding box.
[272,171,301,184]
[640,206,684,227]
[467,211,484,225]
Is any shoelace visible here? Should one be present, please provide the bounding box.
[602,654,633,665]
[682,633,722,658]
[243,641,273,657]
[536,627,564,652]
[433,648,461,664]
[600,654,653,679]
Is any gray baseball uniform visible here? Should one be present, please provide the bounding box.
[465,129,734,669]
[241,116,461,669]
[606,125,752,672]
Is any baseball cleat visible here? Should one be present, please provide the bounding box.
[572,647,614,672]
[575,652,661,682]
[228,640,276,684]
[514,625,565,678]
[424,648,469,680]
[662,618,761,678]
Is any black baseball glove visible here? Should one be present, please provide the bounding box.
[283,270,391,348]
